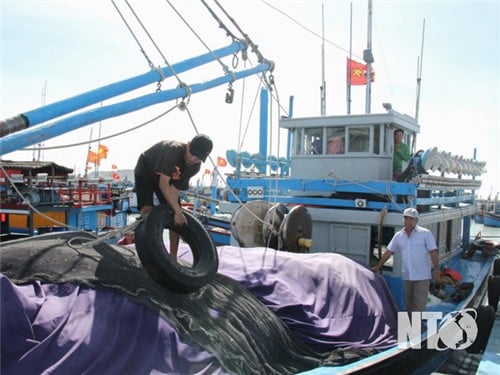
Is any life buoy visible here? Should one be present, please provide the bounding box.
[466,305,495,354]
[135,204,219,293]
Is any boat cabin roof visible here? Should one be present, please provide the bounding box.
[0,160,73,178]
[279,110,420,134]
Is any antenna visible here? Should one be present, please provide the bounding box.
[415,19,426,122]
[320,3,326,116]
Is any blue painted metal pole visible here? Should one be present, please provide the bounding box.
[258,87,269,174]
[287,95,294,159]
[1,63,270,155]
[210,169,218,215]
[3,42,246,130]
[463,215,471,248]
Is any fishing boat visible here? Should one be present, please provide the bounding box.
[1,1,498,375]
[475,197,500,227]
[0,159,129,240]
[483,211,500,228]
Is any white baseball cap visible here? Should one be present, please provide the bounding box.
[403,208,419,218]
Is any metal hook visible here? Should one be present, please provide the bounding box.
[225,83,234,104]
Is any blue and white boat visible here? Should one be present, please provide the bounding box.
[484,211,500,228]
[1,1,498,375]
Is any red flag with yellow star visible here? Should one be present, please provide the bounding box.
[347,58,374,85]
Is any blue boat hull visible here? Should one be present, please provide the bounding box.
[483,212,500,227]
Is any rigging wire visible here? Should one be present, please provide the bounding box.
[212,0,274,88]
[111,0,156,71]
[174,0,240,78]
[122,0,175,90]
[3,1,282,251]
[21,104,178,151]
[261,0,363,61]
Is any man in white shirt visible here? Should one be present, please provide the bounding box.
[372,208,440,313]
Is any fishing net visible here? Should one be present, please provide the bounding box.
[0,231,378,374]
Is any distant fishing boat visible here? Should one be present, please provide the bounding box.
[475,210,485,224]
[483,211,500,228]
[0,159,129,240]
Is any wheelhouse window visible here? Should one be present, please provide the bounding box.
[292,124,386,156]
[348,127,370,152]
[326,128,345,154]
[304,127,323,155]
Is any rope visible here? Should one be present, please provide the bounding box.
[111,0,156,70]
[124,0,179,87]
[74,216,145,249]
[168,0,240,89]
[21,104,178,151]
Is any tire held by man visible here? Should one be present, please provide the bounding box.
[135,204,219,293]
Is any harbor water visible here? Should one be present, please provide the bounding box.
[470,221,500,242]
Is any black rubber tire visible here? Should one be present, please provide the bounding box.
[466,305,495,354]
[135,204,219,293]
[487,275,500,312]
[493,258,500,276]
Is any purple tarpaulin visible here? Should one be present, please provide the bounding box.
[211,246,398,351]
[1,275,224,375]
[1,243,398,374]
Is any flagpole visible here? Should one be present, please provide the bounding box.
[320,3,326,116]
[347,2,353,114]
[96,101,103,178]
[35,80,47,161]
[84,128,93,178]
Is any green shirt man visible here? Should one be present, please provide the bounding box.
[393,129,411,179]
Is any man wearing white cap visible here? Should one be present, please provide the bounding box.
[372,207,440,313]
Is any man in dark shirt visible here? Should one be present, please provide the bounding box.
[134,134,213,260]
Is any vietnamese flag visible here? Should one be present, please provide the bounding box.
[347,58,375,85]
[87,150,100,165]
[217,156,227,167]
[97,144,108,159]
[112,173,120,180]
[111,164,118,170]
[204,169,211,175]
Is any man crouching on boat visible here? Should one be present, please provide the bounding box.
[134,134,213,260]
[372,208,440,313]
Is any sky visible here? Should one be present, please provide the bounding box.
[1,0,499,198]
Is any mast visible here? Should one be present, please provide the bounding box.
[364,0,374,114]
[84,128,93,178]
[347,2,353,114]
[320,4,326,116]
[34,81,47,161]
[415,19,426,122]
